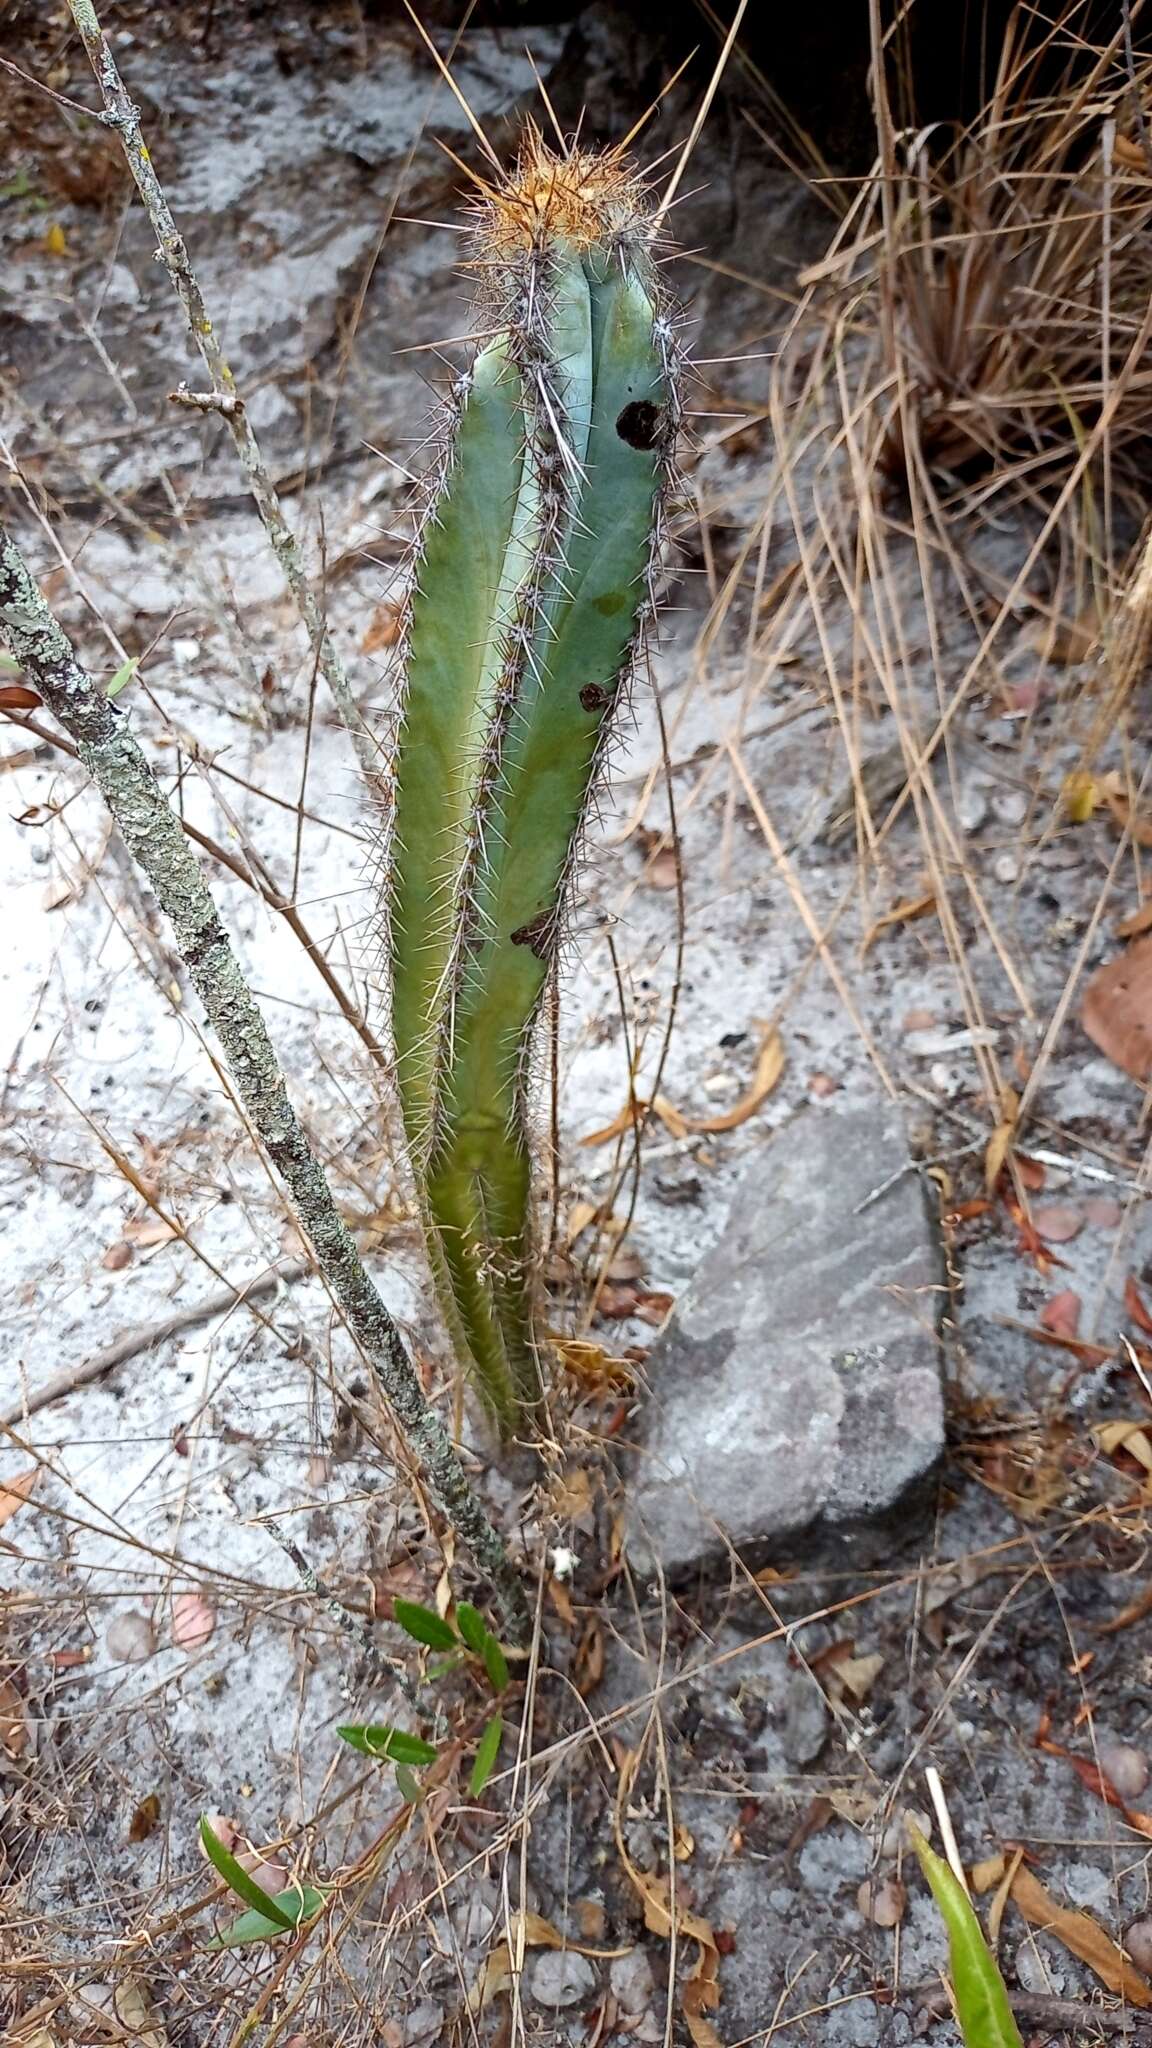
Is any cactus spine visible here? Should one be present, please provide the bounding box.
[388,133,679,1435]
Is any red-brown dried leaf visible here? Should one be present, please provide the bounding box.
[0,684,42,711]
[1039,1290,1082,1339]
[1125,1275,1152,1339]
[1082,936,1152,1081]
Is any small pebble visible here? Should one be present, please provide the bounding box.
[1127,1920,1152,1974]
[992,788,1029,826]
[1099,1742,1149,1801]
[106,1611,156,1664]
[879,1808,933,1860]
[610,1948,655,2014]
[530,1950,596,2009]
[857,1877,906,1928]
[1084,1196,1123,1230]
[993,852,1020,884]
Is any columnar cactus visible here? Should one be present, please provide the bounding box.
[387,131,680,1435]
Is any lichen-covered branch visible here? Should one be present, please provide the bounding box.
[64,0,379,785]
[0,526,529,1643]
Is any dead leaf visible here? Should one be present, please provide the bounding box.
[1105,790,1152,850]
[42,876,74,911]
[0,683,41,711]
[1126,1275,1152,1338]
[598,1283,674,1325]
[1082,936,1152,1081]
[970,1853,1007,1895]
[467,1943,512,2015]
[860,891,937,959]
[0,1467,39,1530]
[825,1649,884,1703]
[644,844,680,890]
[102,1239,134,1271]
[857,1877,906,1927]
[0,1677,28,1756]
[1093,1419,1152,1475]
[44,222,68,258]
[360,601,403,654]
[613,1747,723,2042]
[1064,771,1101,823]
[1039,1290,1082,1339]
[581,1098,646,1147]
[171,1590,215,1651]
[123,1215,178,1249]
[1010,1866,1152,2003]
[128,1792,161,1843]
[513,1909,627,1959]
[573,1617,605,1698]
[1039,1739,1152,1839]
[565,1199,599,1246]
[984,1087,1020,1193]
[1032,1204,1084,1244]
[1030,609,1098,665]
[683,1028,785,1134]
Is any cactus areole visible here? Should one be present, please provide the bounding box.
[387,132,680,1434]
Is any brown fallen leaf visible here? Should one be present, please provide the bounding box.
[0,1466,39,1530]
[1082,936,1152,1081]
[984,1086,1021,1194]
[1105,790,1152,850]
[1032,1203,1084,1245]
[514,1908,628,1959]
[171,1589,215,1651]
[1039,1739,1152,1840]
[128,1792,161,1843]
[614,1747,723,2042]
[360,601,403,654]
[860,890,937,959]
[1093,1418,1152,1477]
[0,683,42,711]
[123,1215,178,1249]
[1039,1290,1082,1339]
[1125,1274,1152,1339]
[573,1617,605,1698]
[102,1239,134,1271]
[1010,1865,1152,2003]
[683,1028,785,1134]
[0,1676,28,1757]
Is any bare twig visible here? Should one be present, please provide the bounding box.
[1,1258,310,1428]
[63,0,381,786]
[0,527,529,1641]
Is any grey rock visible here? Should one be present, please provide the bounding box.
[781,1669,829,1766]
[625,1106,945,1577]
[610,1948,656,2014]
[529,1949,597,2009]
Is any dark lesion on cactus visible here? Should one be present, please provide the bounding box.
[509,909,553,958]
[615,399,663,450]
[579,681,611,712]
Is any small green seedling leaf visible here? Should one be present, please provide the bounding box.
[469,1715,503,1798]
[482,1633,509,1695]
[393,1598,457,1652]
[394,1763,425,1806]
[199,1817,296,1931]
[106,657,139,699]
[337,1724,439,1766]
[911,1829,1024,2048]
[455,1601,487,1655]
[207,1884,327,1951]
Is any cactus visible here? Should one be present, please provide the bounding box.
[387,132,680,1435]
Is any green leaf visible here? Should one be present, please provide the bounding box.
[393,1598,457,1652]
[911,1830,1024,2048]
[199,1817,296,1931]
[106,657,139,699]
[394,1764,425,1806]
[469,1714,503,1798]
[0,654,21,673]
[206,1884,327,1951]
[454,1601,487,1655]
[337,1724,439,1766]
[482,1633,509,1695]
